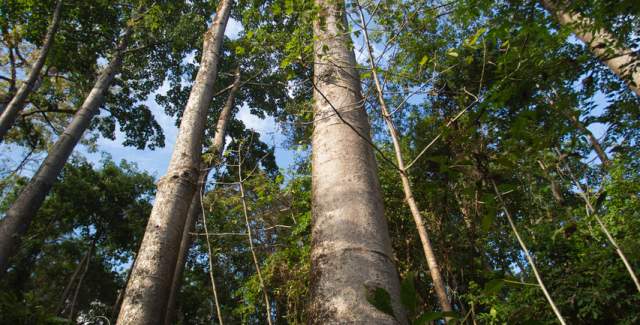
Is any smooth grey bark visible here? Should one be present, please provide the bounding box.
[356,3,453,314]
[541,0,640,96]
[0,32,129,276]
[0,0,63,142]
[163,68,241,325]
[116,2,232,324]
[309,0,405,323]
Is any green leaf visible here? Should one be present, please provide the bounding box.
[365,285,395,318]
[285,0,294,15]
[481,212,494,232]
[419,55,429,66]
[400,272,418,314]
[447,50,459,57]
[46,316,72,324]
[235,46,245,55]
[483,279,505,295]
[271,3,281,15]
[466,27,487,46]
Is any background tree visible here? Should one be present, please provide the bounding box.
[0,158,155,324]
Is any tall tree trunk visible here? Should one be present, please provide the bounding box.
[163,68,241,325]
[309,1,405,323]
[0,32,129,276]
[0,0,63,142]
[116,2,232,324]
[541,0,640,96]
[356,3,453,314]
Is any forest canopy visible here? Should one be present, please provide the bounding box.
[1,0,639,324]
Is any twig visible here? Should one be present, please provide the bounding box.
[491,180,566,324]
[405,95,479,170]
[564,165,640,293]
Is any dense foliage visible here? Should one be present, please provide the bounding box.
[1,0,639,324]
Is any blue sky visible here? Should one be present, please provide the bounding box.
[78,18,295,178]
[1,14,611,181]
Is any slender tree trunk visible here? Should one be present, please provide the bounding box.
[356,2,452,314]
[56,244,92,315]
[111,235,144,323]
[564,168,640,293]
[0,32,129,276]
[111,257,135,322]
[66,238,96,321]
[163,68,241,325]
[238,143,273,325]
[491,180,566,324]
[116,2,232,324]
[0,0,63,142]
[541,0,640,96]
[309,1,405,323]
[200,183,224,325]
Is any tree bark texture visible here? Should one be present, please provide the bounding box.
[541,0,640,96]
[0,32,129,276]
[116,1,232,324]
[163,68,241,325]
[0,0,63,142]
[309,1,406,323]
